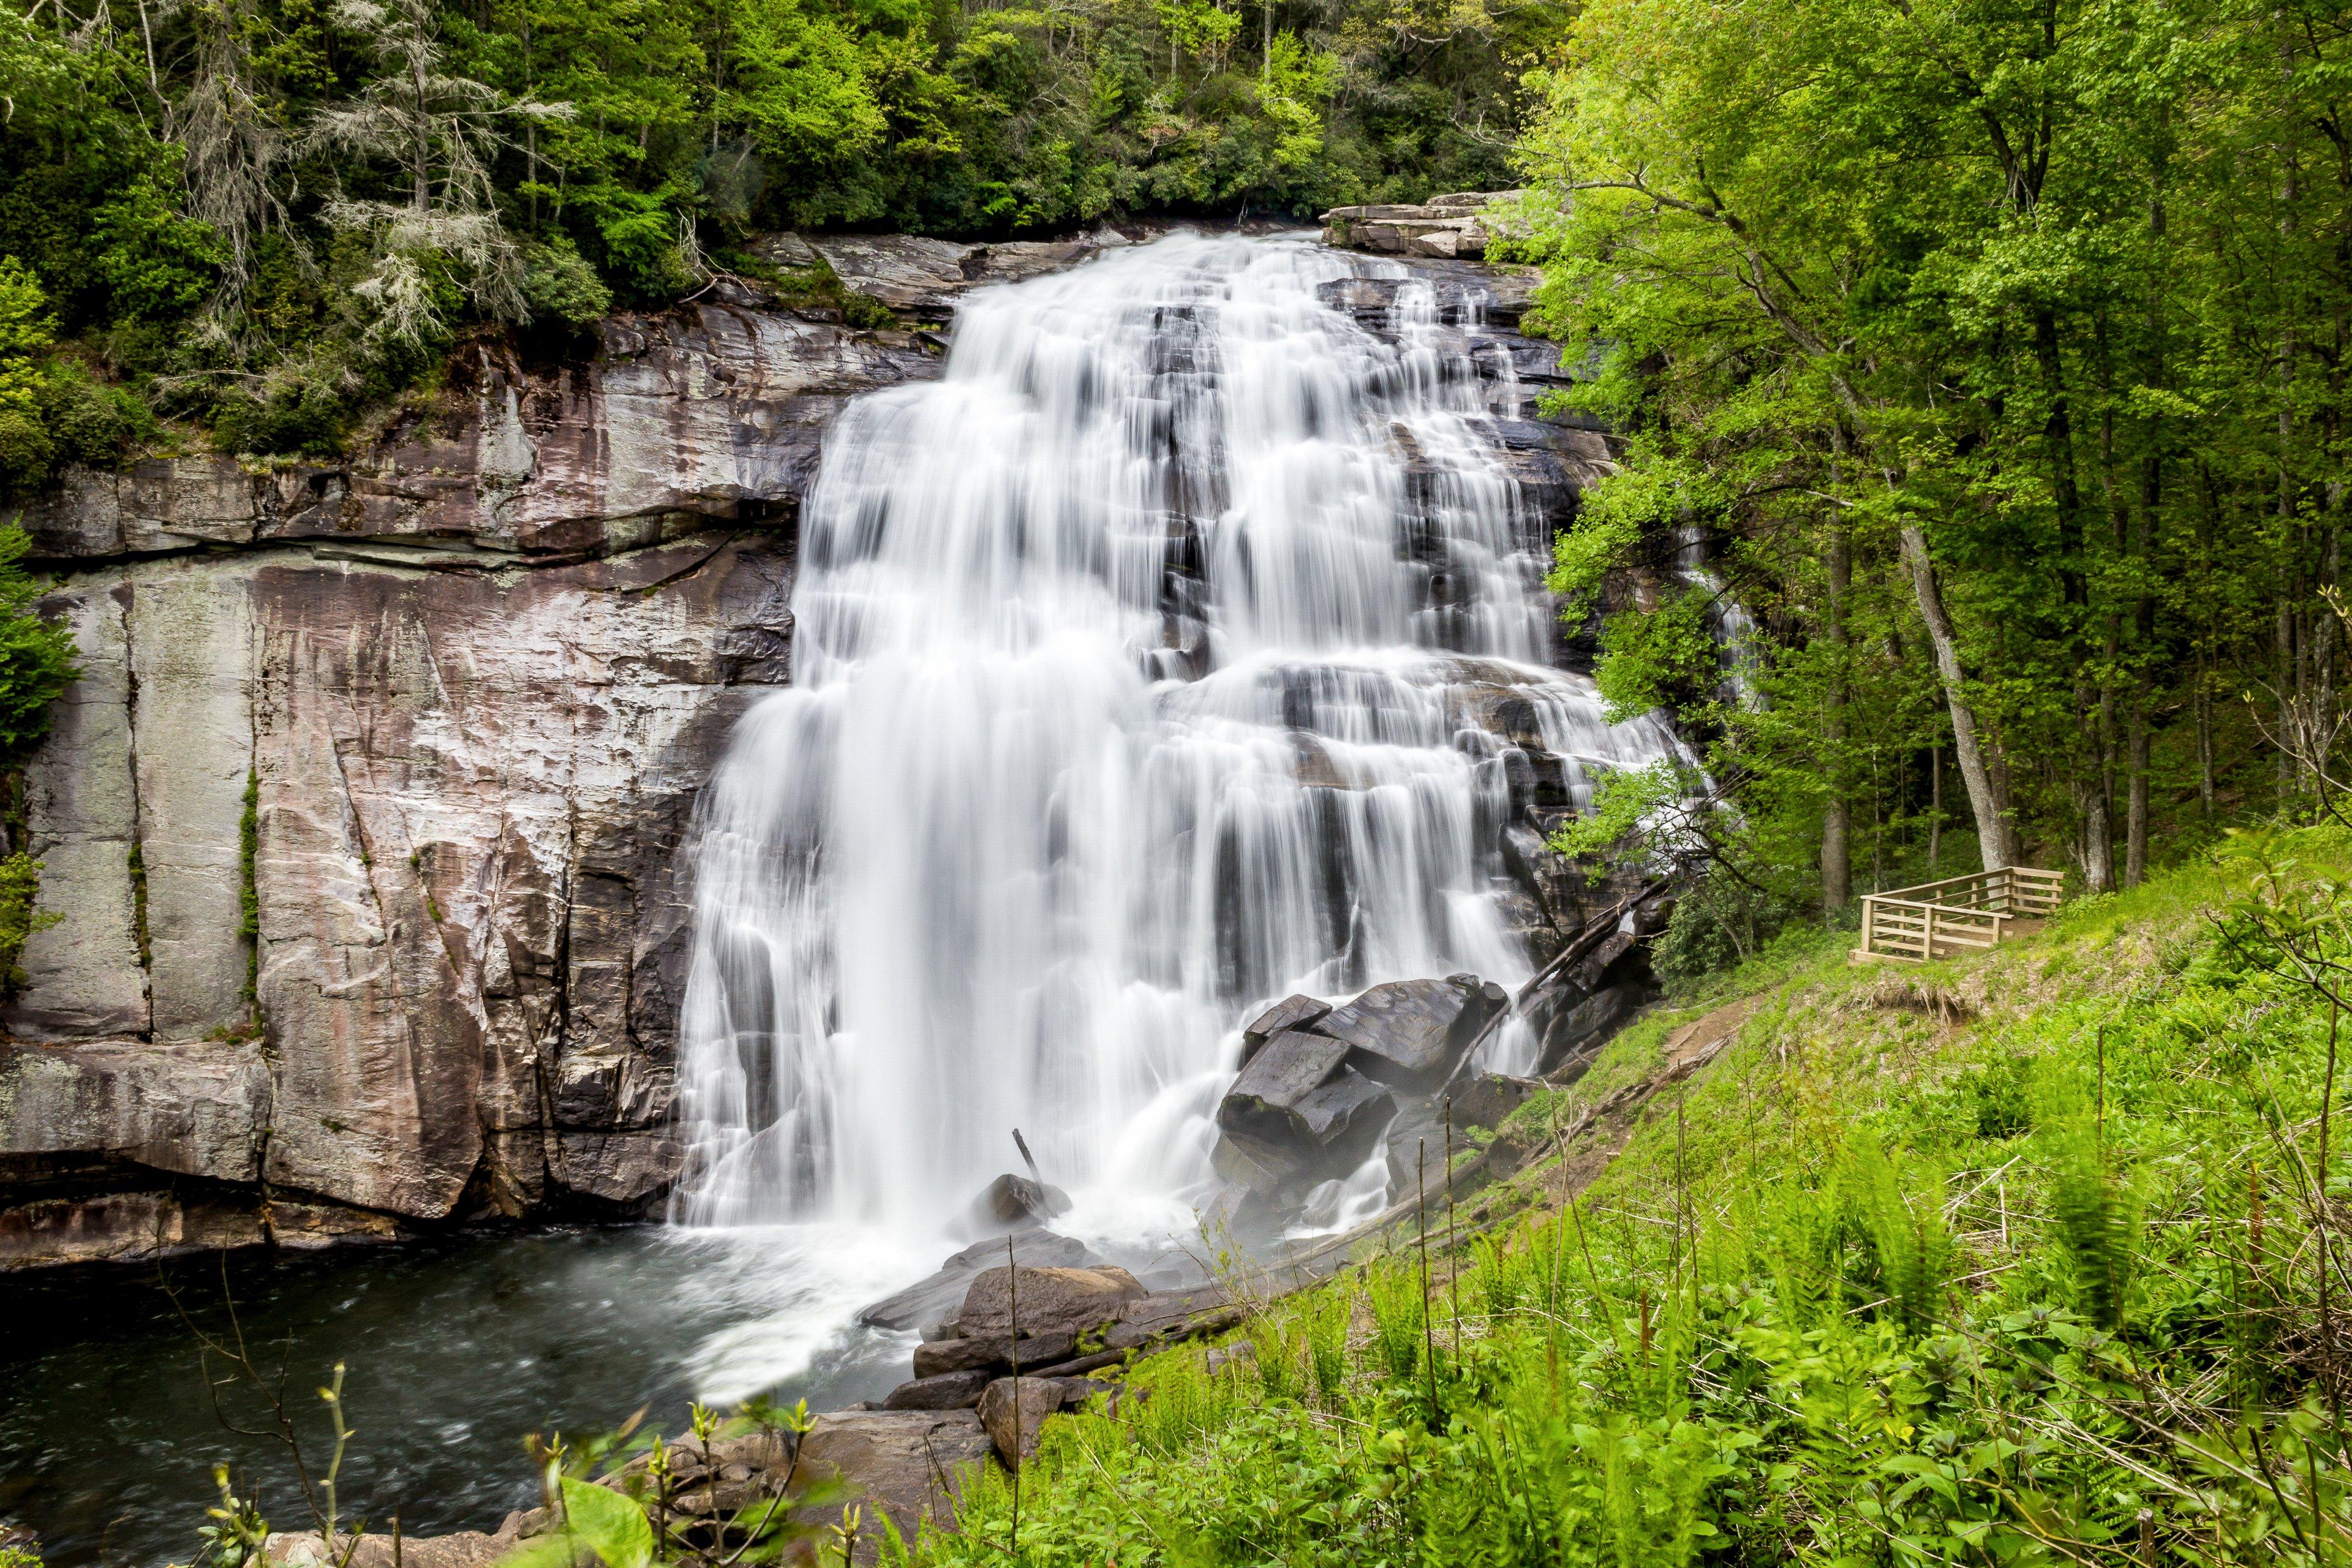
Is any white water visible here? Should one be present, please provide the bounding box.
[668,233,1681,1313]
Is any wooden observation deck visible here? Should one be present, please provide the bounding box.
[1853,866,2067,963]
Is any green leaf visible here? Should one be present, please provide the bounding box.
[559,1477,655,1568]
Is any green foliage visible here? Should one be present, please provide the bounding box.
[196,1464,270,1568]
[1591,590,1719,723]
[521,236,617,331]
[0,0,1548,468]
[37,360,154,469]
[0,848,59,992]
[1509,0,2352,919]
[0,524,77,766]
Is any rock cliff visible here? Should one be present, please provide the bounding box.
[0,285,946,1267]
[0,233,1618,1268]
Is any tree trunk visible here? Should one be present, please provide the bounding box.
[1901,524,2020,869]
[2125,443,2161,886]
[1929,742,1943,873]
[1821,525,1851,911]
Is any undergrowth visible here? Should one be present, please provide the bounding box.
[921,828,2352,1567]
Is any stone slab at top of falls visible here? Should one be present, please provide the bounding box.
[0,225,1627,1271]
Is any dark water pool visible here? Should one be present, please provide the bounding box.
[0,1225,934,1567]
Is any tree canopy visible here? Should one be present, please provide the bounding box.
[0,0,1554,473]
[1513,0,2352,942]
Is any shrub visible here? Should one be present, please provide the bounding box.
[521,236,616,331]
[0,848,61,992]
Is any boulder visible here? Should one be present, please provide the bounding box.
[957,1264,1146,1339]
[1292,1066,1397,1151]
[1452,1073,1540,1130]
[881,1368,993,1411]
[1212,1025,1398,1197]
[912,1327,1077,1379]
[1319,976,1504,1090]
[1541,982,1643,1077]
[976,1376,1069,1466]
[856,1227,1102,1330]
[959,1172,1070,1236]
[1237,993,1332,1063]
[792,1409,993,1557]
[1209,1124,1310,1194]
[268,1521,519,1568]
[1216,1030,1349,1138]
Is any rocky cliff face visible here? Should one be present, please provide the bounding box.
[0,287,949,1267]
[0,235,1617,1269]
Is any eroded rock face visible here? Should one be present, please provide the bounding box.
[0,293,941,1263]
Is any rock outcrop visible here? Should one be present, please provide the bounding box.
[1212,973,1507,1202]
[1319,190,1529,260]
[0,289,939,1267]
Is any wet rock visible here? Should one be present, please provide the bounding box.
[792,1409,993,1555]
[1218,1030,1349,1136]
[1542,983,1643,1077]
[262,1200,402,1250]
[1238,993,1332,1063]
[1209,1124,1310,1194]
[881,1369,993,1410]
[856,1226,1102,1330]
[1452,1073,1540,1129]
[1210,1027,1396,1198]
[957,1264,1146,1339]
[1293,1066,1397,1149]
[960,1172,1070,1236]
[918,1319,962,1343]
[976,1375,1069,1465]
[1319,976,1505,1090]
[0,1189,266,1269]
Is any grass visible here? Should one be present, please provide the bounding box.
[918,829,2352,1567]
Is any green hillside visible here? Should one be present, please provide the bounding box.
[924,833,2352,1567]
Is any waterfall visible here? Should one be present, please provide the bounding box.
[669,231,1681,1239]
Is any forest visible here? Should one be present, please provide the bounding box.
[1521,0,2352,957]
[0,0,1530,477]
[5,0,2352,932]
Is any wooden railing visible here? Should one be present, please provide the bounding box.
[1855,866,2067,963]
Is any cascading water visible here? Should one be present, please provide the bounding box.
[670,231,1682,1255]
